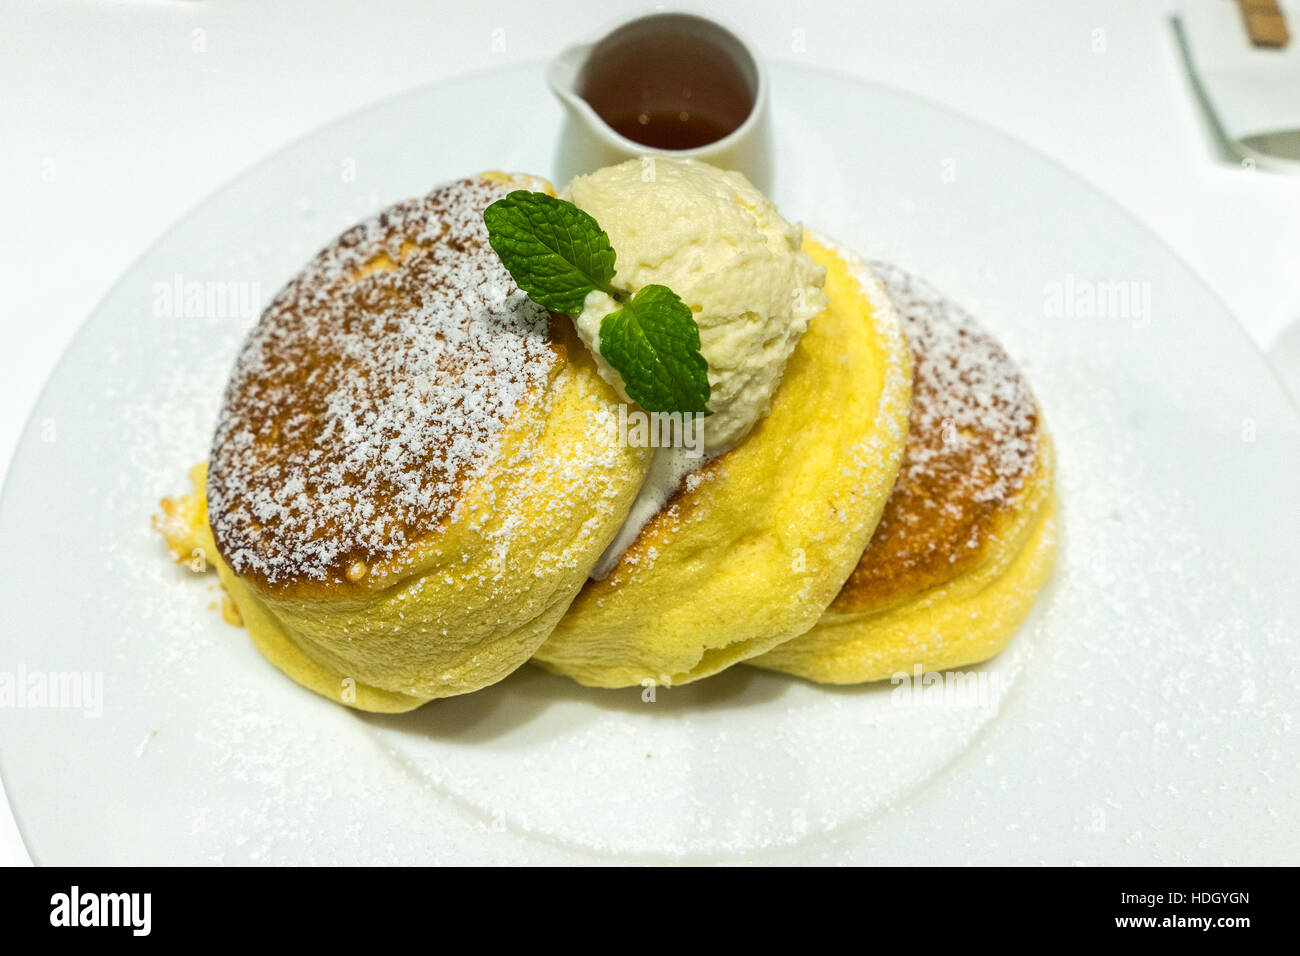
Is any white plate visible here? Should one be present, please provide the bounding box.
[2,64,1297,865]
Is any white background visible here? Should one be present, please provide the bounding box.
[1,0,1297,866]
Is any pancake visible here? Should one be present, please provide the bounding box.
[158,173,651,712]
[531,236,913,688]
[750,263,1057,683]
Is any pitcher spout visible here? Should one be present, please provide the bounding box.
[545,42,595,117]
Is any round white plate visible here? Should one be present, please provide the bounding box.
[2,64,1296,865]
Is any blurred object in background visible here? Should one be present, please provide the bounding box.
[1175,4,1300,408]
[1239,0,1290,48]
[1175,0,1300,171]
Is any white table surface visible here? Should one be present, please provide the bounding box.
[1,0,1297,867]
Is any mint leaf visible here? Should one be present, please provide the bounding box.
[483,191,712,415]
[599,285,711,415]
[483,191,616,313]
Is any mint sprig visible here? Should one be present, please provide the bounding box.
[600,285,710,414]
[484,190,711,416]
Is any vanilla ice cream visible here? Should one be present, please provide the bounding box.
[562,158,827,578]
[563,157,827,455]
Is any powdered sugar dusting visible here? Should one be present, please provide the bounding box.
[839,262,1041,604]
[878,261,1038,504]
[207,177,557,584]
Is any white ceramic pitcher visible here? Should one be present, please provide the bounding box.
[546,12,773,192]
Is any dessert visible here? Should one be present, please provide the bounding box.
[749,263,1057,682]
[160,173,650,712]
[533,233,911,687]
[155,156,1056,713]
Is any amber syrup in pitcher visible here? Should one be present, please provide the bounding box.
[578,25,755,150]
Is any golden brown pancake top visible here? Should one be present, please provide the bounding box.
[833,263,1041,612]
[207,176,559,587]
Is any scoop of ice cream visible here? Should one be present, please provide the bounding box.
[562,158,827,454]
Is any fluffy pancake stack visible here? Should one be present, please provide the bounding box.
[156,168,1057,713]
